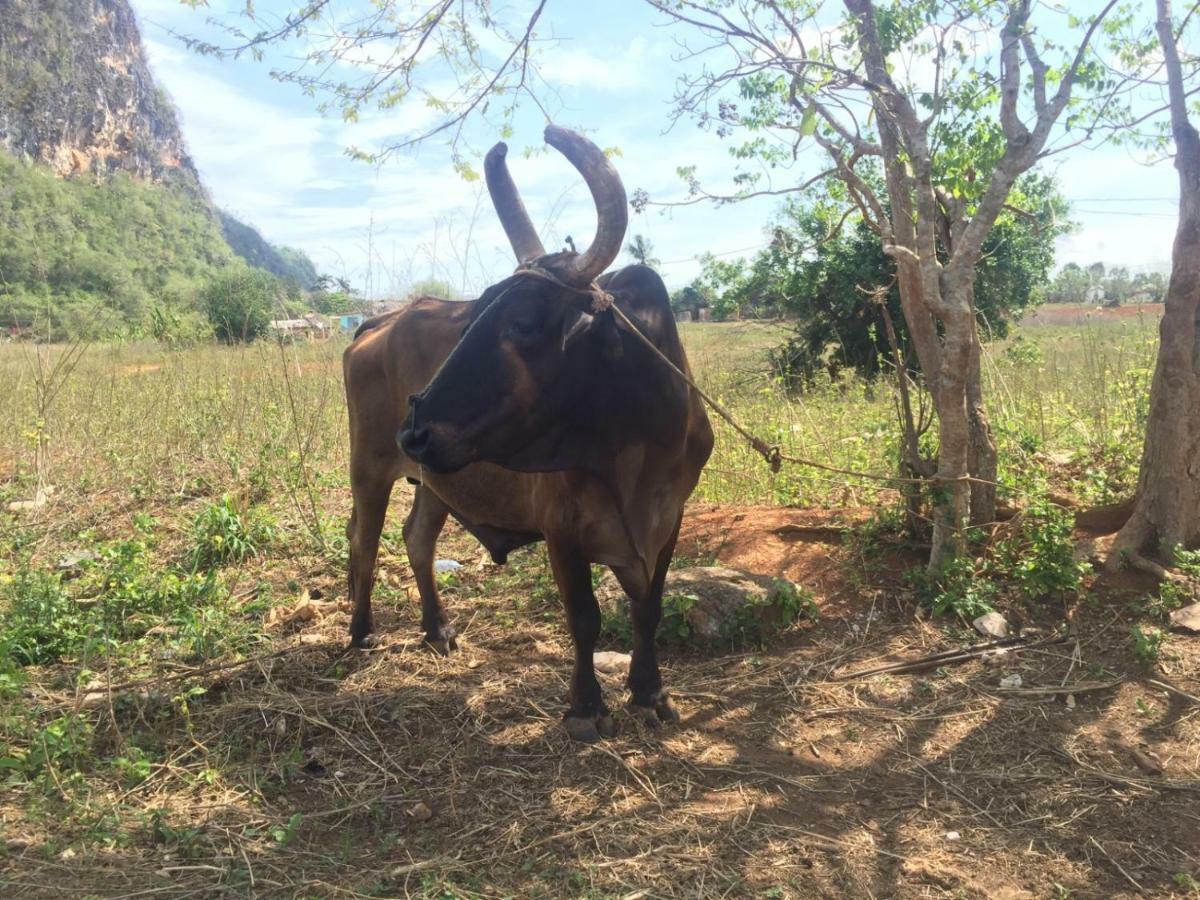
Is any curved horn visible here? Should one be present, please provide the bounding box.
[485,141,546,263]
[544,125,628,285]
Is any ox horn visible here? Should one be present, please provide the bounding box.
[485,141,546,264]
[545,125,629,285]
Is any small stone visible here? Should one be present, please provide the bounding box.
[407,801,433,822]
[999,674,1023,689]
[593,651,632,674]
[434,559,462,574]
[1065,693,1076,710]
[56,550,98,575]
[973,612,1009,639]
[466,659,482,669]
[60,847,76,860]
[1169,602,1200,633]
[944,831,961,841]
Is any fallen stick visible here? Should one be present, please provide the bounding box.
[996,679,1125,696]
[835,634,1068,680]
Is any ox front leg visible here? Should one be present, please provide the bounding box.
[403,485,455,655]
[548,540,614,743]
[616,515,683,729]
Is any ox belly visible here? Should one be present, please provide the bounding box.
[414,464,665,579]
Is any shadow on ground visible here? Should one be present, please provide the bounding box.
[3,505,1199,898]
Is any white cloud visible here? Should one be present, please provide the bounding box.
[536,37,651,91]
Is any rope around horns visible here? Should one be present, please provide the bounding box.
[513,264,997,489]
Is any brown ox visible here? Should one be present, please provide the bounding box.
[343,126,713,742]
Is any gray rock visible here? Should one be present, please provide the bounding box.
[56,550,99,576]
[596,566,811,643]
[1169,602,1200,634]
[972,611,1009,639]
[593,651,631,674]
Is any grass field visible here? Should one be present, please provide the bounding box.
[0,306,1197,897]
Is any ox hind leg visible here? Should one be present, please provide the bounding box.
[548,538,615,743]
[347,468,395,648]
[613,513,683,728]
[403,484,455,654]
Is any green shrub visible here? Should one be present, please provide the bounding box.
[202,269,280,344]
[1130,625,1165,663]
[0,571,88,666]
[0,520,260,670]
[996,499,1089,599]
[914,554,998,620]
[0,712,93,784]
[188,494,274,570]
[1157,546,1200,613]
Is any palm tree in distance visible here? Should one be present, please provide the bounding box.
[626,234,661,268]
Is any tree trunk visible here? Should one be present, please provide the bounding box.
[1108,0,1200,571]
[927,305,974,572]
[966,299,997,528]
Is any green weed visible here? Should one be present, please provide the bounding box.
[187,494,274,570]
[915,554,998,620]
[1131,625,1165,663]
[996,499,1090,600]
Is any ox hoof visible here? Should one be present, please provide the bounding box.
[564,713,616,743]
[349,632,378,650]
[423,626,458,657]
[629,694,680,728]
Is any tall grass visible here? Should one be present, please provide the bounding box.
[0,309,1158,531]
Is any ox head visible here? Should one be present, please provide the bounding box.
[399,126,630,474]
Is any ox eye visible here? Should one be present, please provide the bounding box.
[506,317,538,338]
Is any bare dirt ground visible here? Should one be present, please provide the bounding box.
[4,502,1199,898]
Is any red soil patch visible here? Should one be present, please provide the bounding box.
[679,504,917,618]
[117,363,162,375]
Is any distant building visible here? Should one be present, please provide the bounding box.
[269,313,332,341]
[337,314,365,333]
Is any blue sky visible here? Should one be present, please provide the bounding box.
[129,0,1180,296]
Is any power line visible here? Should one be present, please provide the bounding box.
[1065,196,1176,203]
[1072,208,1177,218]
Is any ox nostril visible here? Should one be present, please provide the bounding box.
[401,423,432,459]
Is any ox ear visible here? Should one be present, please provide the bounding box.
[561,308,623,361]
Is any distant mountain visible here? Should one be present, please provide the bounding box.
[0,0,321,337]
[218,211,319,290]
[0,0,199,186]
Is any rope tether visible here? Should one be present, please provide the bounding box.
[514,265,998,489]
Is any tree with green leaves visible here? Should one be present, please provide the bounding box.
[710,173,1066,374]
[669,282,714,321]
[626,234,661,268]
[634,0,1135,568]
[743,174,1066,388]
[202,268,281,344]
